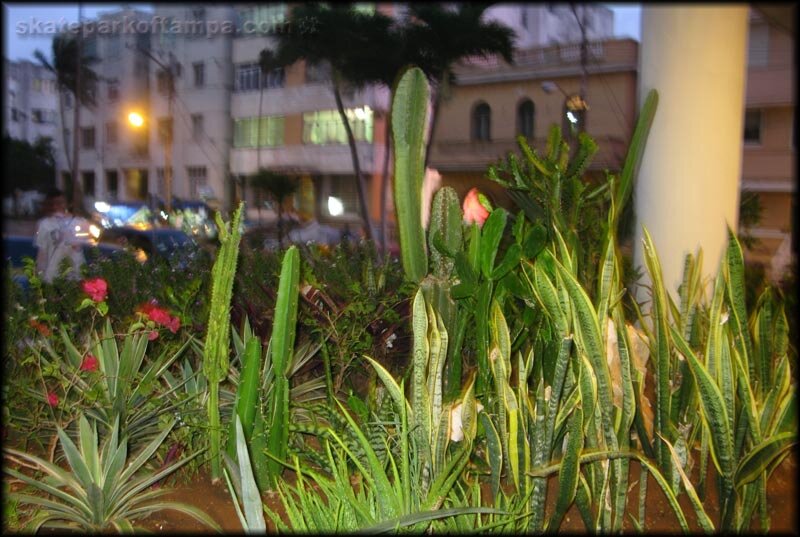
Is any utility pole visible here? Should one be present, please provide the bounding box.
[72,3,84,214]
[129,44,177,213]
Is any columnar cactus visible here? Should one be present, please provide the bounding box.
[204,203,244,482]
[392,66,430,283]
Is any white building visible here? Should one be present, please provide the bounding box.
[4,59,59,145]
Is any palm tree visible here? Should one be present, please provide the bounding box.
[35,33,99,215]
[403,4,516,167]
[272,3,389,246]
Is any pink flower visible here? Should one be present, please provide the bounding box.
[148,330,159,341]
[80,354,99,372]
[137,301,181,334]
[463,188,491,227]
[46,392,59,407]
[82,278,108,302]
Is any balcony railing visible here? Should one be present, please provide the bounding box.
[429,136,629,173]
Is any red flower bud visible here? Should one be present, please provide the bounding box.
[80,354,99,372]
[82,278,109,303]
[46,392,59,407]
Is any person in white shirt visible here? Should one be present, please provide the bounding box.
[34,189,86,283]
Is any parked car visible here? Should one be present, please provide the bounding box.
[98,226,201,262]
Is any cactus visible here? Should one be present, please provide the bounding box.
[204,203,244,482]
[264,245,300,487]
[427,186,462,280]
[392,66,430,283]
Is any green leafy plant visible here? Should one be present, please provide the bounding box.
[4,414,219,533]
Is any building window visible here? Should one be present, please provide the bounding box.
[83,37,98,59]
[132,128,148,156]
[235,63,285,92]
[191,114,204,142]
[747,24,769,67]
[105,122,118,144]
[192,62,205,87]
[158,17,177,49]
[32,109,54,124]
[82,171,96,196]
[106,170,118,200]
[744,109,762,144]
[517,99,535,138]
[65,129,70,154]
[521,7,529,29]
[64,92,72,109]
[472,102,491,141]
[234,116,285,147]
[157,70,172,95]
[32,78,43,92]
[106,34,121,58]
[187,166,208,199]
[11,108,19,122]
[107,79,119,101]
[158,117,173,144]
[302,108,373,145]
[189,8,206,37]
[238,4,287,34]
[81,127,96,149]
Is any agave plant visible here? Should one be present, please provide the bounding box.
[3,414,220,533]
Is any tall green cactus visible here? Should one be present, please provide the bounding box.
[392,66,430,283]
[425,187,463,397]
[264,245,300,487]
[204,203,244,482]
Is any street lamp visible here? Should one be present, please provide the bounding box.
[127,111,145,128]
[541,80,589,135]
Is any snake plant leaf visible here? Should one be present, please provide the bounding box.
[735,433,797,488]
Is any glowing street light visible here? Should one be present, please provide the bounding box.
[128,111,145,128]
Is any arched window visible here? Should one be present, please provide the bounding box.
[472,102,491,141]
[517,99,535,138]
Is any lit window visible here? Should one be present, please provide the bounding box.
[517,99,535,138]
[472,102,491,141]
[743,109,761,144]
[302,108,373,145]
[233,116,285,147]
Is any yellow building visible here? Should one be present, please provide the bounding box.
[429,11,794,280]
[428,38,638,210]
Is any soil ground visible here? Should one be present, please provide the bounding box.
[138,452,798,533]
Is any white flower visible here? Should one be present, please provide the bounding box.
[385,332,397,349]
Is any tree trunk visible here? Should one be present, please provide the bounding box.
[58,91,72,179]
[332,75,374,245]
[256,80,264,223]
[379,114,392,258]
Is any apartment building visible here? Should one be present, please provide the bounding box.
[54,8,154,209]
[740,9,795,279]
[4,59,59,145]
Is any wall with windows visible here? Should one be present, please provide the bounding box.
[739,9,795,277]
[4,59,59,146]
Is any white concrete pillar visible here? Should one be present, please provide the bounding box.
[634,6,749,300]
